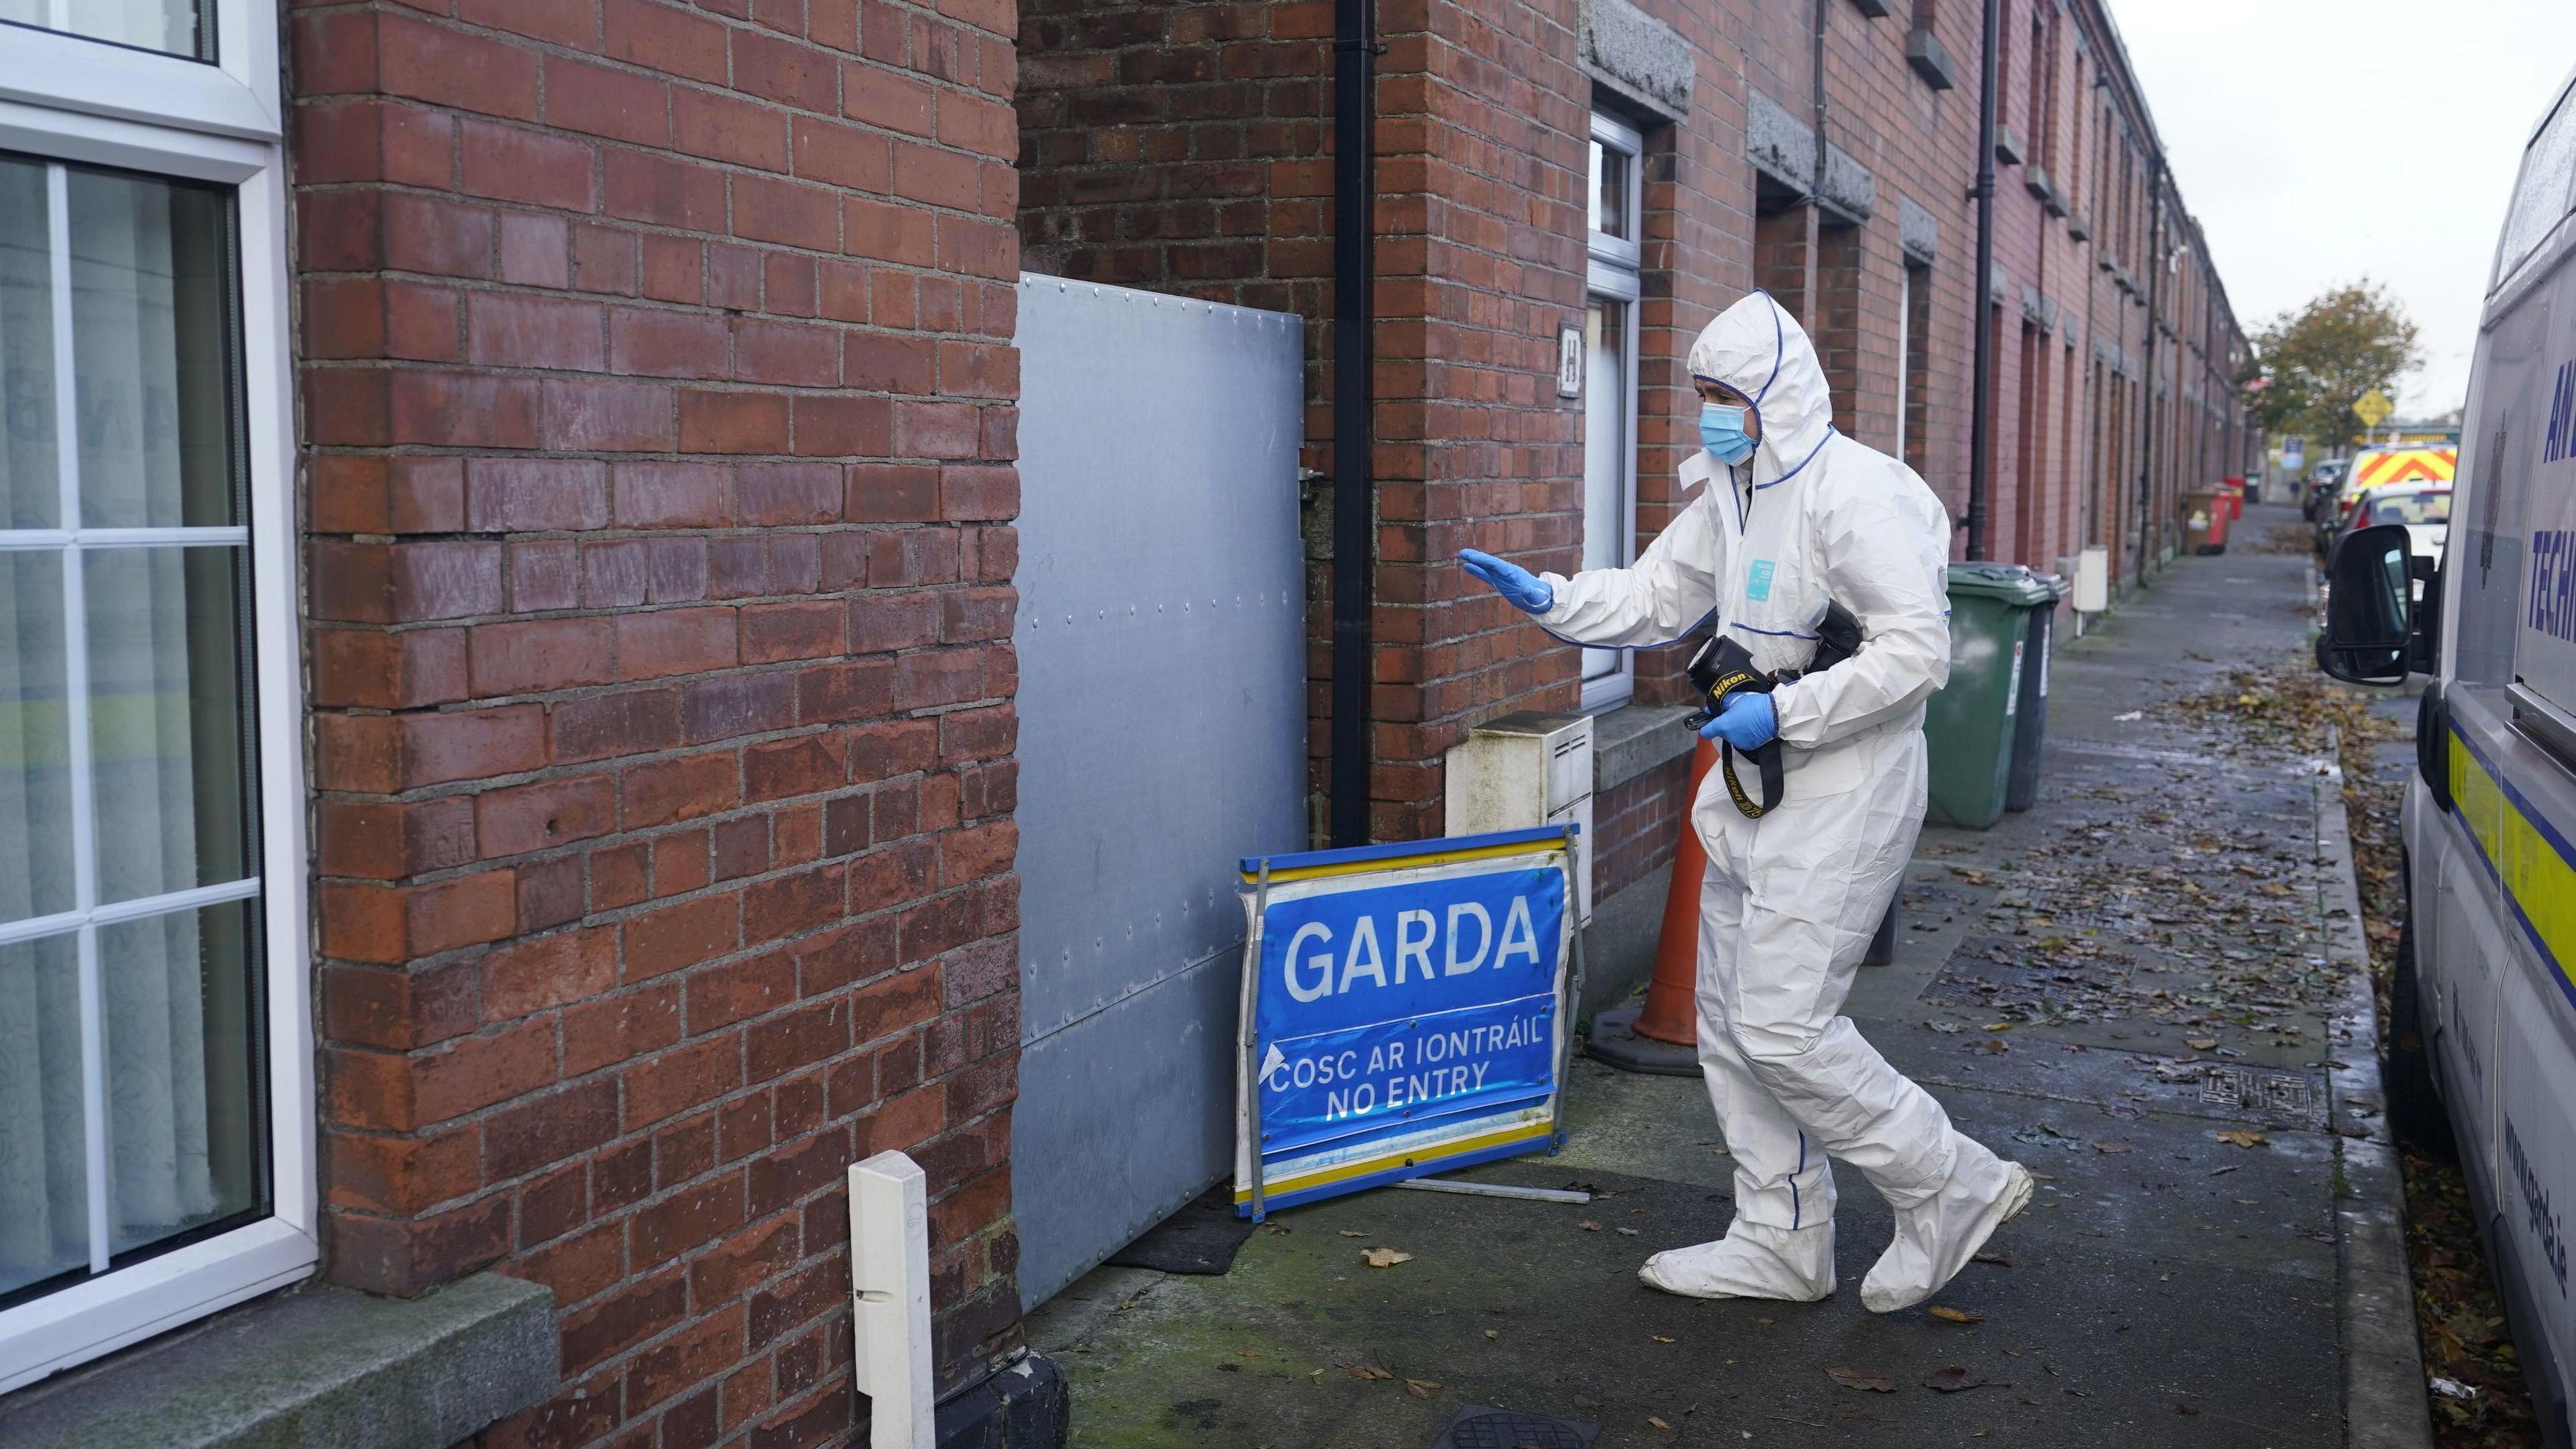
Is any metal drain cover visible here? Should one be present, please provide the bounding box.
[1433,1405,1597,1449]
[2201,1063,2325,1126]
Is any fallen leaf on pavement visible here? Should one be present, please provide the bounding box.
[2216,1130,2270,1148]
[1617,1227,1640,1236]
[1484,1330,1499,1340]
[2186,1037,2218,1051]
[1579,1220,1603,1232]
[1972,1251,2013,1267]
[2094,1140,2133,1155]
[1929,1305,1986,1325]
[1984,1022,2013,1032]
[1828,1366,1896,1392]
[1925,1366,1994,1393]
[1362,1248,1412,1268]
[1403,1380,1438,1399]
[1346,1364,1392,1381]
[2210,1164,2241,1176]
[1652,1335,1676,1343]
[1337,1230,1366,1238]
[1648,1417,1672,1430]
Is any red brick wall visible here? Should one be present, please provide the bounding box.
[2000,0,2244,588]
[1375,0,1592,843]
[1592,752,1690,904]
[1009,0,1349,847]
[1015,0,1597,849]
[286,1,1024,1444]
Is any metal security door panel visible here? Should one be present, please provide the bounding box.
[1010,277,1307,1307]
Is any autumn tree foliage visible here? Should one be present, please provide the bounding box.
[2247,280,2425,448]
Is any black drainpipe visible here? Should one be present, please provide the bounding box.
[2135,156,2165,584]
[1812,0,1829,202]
[1328,0,1379,848]
[1966,0,2000,561]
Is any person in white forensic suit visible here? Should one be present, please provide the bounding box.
[1458,291,2032,1311]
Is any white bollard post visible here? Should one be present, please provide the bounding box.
[849,1150,935,1449]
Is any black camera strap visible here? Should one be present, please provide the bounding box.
[1683,601,1862,819]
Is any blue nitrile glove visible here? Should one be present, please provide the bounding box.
[1458,548,1554,614]
[1699,691,1778,750]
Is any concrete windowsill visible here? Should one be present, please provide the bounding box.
[0,1272,556,1449]
[1589,702,1698,794]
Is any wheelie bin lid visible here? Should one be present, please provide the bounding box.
[1945,561,2057,606]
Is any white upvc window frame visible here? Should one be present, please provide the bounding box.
[1582,111,1644,713]
[0,0,313,1396]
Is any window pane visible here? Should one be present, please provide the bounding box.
[0,157,59,531]
[1591,142,1629,241]
[1894,268,1912,461]
[1582,299,1629,684]
[101,898,265,1258]
[0,0,207,60]
[69,170,239,529]
[1582,300,1628,572]
[0,933,87,1298]
[2500,90,2576,284]
[0,551,74,925]
[86,547,258,905]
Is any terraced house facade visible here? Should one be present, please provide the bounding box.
[0,0,2243,1446]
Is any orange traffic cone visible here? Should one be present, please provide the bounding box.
[1587,737,1712,1075]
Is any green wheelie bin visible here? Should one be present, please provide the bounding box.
[1923,563,2057,829]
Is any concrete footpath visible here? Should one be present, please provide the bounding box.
[1027,500,2431,1448]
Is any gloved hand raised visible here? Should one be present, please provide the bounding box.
[1699,691,1778,750]
[1458,549,1554,614]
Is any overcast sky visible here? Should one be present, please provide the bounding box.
[2110,0,2576,417]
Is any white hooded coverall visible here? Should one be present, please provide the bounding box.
[1534,293,2027,1309]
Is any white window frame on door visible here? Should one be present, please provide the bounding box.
[0,0,313,1395]
[1583,111,1644,712]
[1894,265,1912,462]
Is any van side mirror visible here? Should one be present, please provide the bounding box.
[2319,523,2414,685]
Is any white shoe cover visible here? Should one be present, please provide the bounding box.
[1860,1160,2033,1313]
[1638,1221,1835,1302]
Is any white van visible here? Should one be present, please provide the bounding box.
[2319,65,2576,1444]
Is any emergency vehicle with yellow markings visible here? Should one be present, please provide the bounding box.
[2320,65,2576,1443]
[2314,443,2458,556]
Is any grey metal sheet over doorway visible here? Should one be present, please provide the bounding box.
[1008,276,1308,1307]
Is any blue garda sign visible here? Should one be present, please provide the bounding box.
[1233,827,1580,1218]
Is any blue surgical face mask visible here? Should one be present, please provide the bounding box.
[1701,403,1755,465]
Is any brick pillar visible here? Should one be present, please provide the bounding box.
[1813,220,1866,438]
[1370,0,1591,843]
[1753,204,1817,328]
[1902,260,1933,476]
[287,2,1025,1444]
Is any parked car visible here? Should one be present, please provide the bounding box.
[2356,484,2451,561]
[2302,458,2350,521]
[2316,64,2576,1446]
[2316,444,2458,557]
